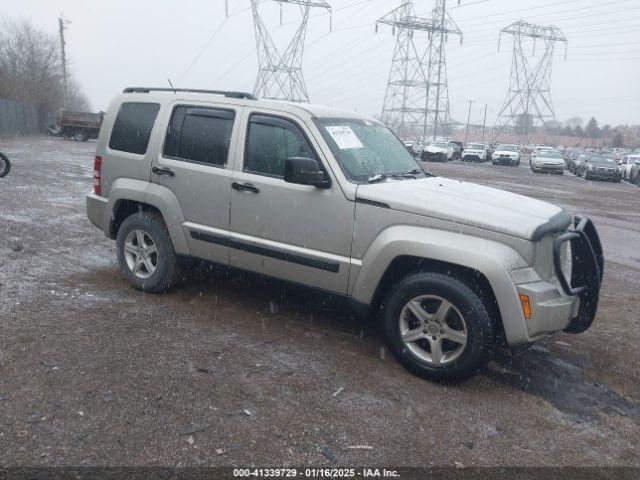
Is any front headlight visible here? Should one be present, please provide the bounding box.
[588,165,594,171]
[560,239,572,284]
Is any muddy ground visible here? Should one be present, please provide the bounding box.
[0,137,638,467]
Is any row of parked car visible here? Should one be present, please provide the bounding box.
[404,140,524,166]
[404,139,640,185]
[564,148,640,183]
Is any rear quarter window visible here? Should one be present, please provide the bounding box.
[109,102,160,155]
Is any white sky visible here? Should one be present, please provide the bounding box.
[3,0,640,127]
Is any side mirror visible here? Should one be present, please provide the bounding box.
[284,157,328,188]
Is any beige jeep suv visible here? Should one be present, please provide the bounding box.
[87,88,603,381]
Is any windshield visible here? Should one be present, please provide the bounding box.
[467,144,485,150]
[314,118,421,183]
[538,151,563,158]
[430,142,449,148]
[497,145,518,152]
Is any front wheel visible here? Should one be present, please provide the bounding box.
[0,152,11,178]
[116,212,182,293]
[382,272,496,382]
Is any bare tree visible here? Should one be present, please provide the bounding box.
[67,77,91,111]
[0,17,90,128]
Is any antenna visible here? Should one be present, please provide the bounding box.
[167,78,177,94]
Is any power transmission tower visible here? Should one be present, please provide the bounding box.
[377,0,462,140]
[251,0,331,102]
[494,21,567,144]
[58,15,71,110]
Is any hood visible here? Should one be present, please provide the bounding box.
[425,146,448,152]
[356,177,570,241]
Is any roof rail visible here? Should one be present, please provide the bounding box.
[122,87,257,100]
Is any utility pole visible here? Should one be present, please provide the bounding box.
[494,21,567,144]
[465,100,474,144]
[377,0,462,140]
[58,15,71,110]
[251,0,331,102]
[482,103,487,142]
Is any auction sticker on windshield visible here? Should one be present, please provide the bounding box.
[324,126,364,150]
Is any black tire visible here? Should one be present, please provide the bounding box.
[116,212,182,293]
[382,271,496,382]
[0,152,10,178]
[73,131,87,141]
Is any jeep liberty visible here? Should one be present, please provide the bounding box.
[87,88,603,381]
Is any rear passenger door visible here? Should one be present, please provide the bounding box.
[152,103,240,265]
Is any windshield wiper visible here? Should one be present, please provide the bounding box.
[400,169,425,178]
[367,174,392,184]
[367,169,426,183]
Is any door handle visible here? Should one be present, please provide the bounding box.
[152,166,175,177]
[232,182,260,194]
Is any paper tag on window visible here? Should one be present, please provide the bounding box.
[325,126,364,150]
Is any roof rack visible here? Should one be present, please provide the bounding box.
[123,87,257,100]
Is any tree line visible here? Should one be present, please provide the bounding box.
[512,113,627,146]
[0,17,90,129]
[549,117,626,147]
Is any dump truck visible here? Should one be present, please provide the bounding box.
[59,110,104,141]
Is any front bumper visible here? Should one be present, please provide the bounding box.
[585,170,620,180]
[86,192,108,232]
[462,154,484,162]
[493,156,518,165]
[517,282,579,339]
[533,162,564,172]
[421,151,447,162]
[515,216,603,341]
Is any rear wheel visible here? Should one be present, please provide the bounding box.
[0,152,10,178]
[73,131,87,141]
[382,272,496,382]
[116,212,182,293]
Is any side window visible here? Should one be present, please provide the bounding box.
[109,102,160,155]
[163,106,235,167]
[244,115,315,177]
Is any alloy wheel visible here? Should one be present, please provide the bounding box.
[399,295,468,366]
[123,229,158,279]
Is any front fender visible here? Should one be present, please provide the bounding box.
[350,226,530,345]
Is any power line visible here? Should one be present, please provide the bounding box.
[175,19,228,82]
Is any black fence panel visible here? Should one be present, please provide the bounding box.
[0,98,38,135]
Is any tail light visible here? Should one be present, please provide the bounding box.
[93,156,102,196]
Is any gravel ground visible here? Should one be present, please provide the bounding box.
[0,137,638,468]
